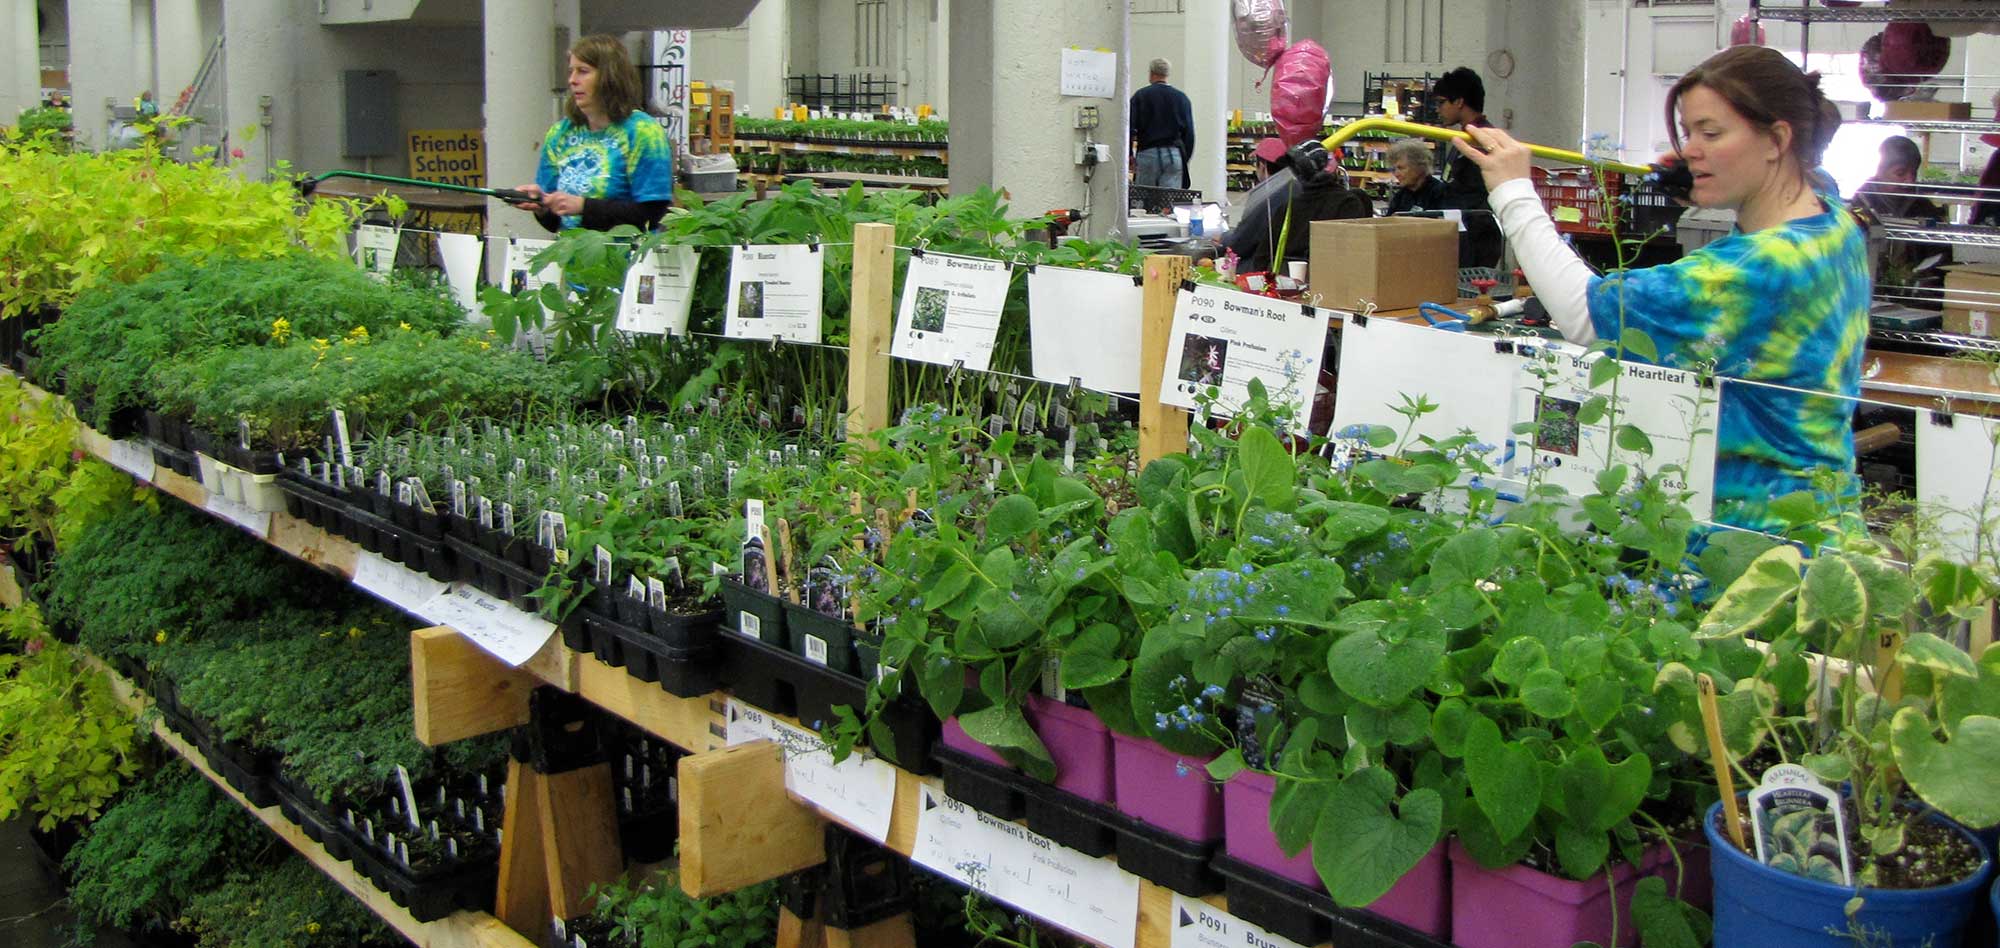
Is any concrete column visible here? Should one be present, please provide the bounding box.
[2,0,40,121]
[1182,0,1227,202]
[945,0,991,195]
[742,0,786,116]
[130,0,153,96]
[153,0,202,101]
[981,0,1125,238]
[221,0,291,176]
[928,0,948,114]
[484,0,557,239]
[68,0,135,149]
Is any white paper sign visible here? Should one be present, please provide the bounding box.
[438,232,484,316]
[1915,411,2000,560]
[724,699,897,843]
[419,583,558,667]
[355,224,400,279]
[1028,267,1144,393]
[102,438,156,482]
[1059,47,1117,98]
[204,492,271,538]
[891,251,1012,371]
[1517,345,1716,519]
[1331,316,1518,452]
[724,245,825,343]
[1158,284,1328,432]
[912,781,1141,948]
[1168,893,1309,948]
[503,238,560,299]
[352,550,449,618]
[617,244,700,336]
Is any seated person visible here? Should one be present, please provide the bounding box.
[1222,140,1372,274]
[1858,135,1951,306]
[1383,137,1450,215]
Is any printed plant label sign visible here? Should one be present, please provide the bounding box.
[1748,763,1853,886]
[724,244,825,343]
[354,223,400,280]
[1157,283,1326,433]
[616,244,700,336]
[1511,342,1717,520]
[890,251,1011,372]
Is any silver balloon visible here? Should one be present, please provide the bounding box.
[1233,0,1290,69]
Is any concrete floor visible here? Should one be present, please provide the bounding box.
[0,816,142,948]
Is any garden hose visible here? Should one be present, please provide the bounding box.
[1320,117,1654,175]
[296,169,534,205]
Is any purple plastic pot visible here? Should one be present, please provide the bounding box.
[1222,771,1450,938]
[941,717,1012,768]
[1110,731,1222,841]
[1025,693,1113,804]
[1449,837,1661,948]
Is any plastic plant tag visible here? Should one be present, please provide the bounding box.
[332,409,354,465]
[627,575,647,602]
[378,469,394,497]
[667,482,684,517]
[394,766,423,830]
[1041,656,1066,703]
[1748,763,1853,886]
[499,502,515,535]
[477,496,493,529]
[648,576,669,609]
[595,545,613,585]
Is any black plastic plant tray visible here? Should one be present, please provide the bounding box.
[1210,854,1452,948]
[933,744,1030,820]
[605,617,721,699]
[713,629,939,775]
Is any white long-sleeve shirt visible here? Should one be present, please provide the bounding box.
[1488,177,1598,345]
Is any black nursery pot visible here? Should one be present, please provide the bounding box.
[781,602,859,676]
[718,575,787,645]
[649,604,723,651]
[526,542,554,575]
[613,589,647,627]
[444,512,478,543]
[413,507,444,540]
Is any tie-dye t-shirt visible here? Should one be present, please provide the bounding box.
[535,112,674,230]
[1585,194,1870,536]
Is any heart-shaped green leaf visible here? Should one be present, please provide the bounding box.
[1464,716,1540,842]
[1311,768,1444,908]
[1698,545,1802,639]
[1236,425,1296,512]
[1521,667,1575,718]
[1891,708,2000,829]
[1491,636,1548,686]
[1799,554,1866,634]
[1329,614,1444,708]
[1897,632,1980,680]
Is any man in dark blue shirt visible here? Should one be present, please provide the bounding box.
[1130,58,1194,189]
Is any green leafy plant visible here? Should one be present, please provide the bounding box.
[64,761,267,936]
[0,601,142,829]
[584,865,780,948]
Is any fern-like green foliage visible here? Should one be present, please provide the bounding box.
[178,859,396,948]
[63,763,266,934]
[589,867,781,948]
[36,252,469,431]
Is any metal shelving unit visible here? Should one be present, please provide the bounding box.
[1881,221,2000,247]
[1760,3,2000,22]
[1870,327,2000,353]
[1856,118,2000,135]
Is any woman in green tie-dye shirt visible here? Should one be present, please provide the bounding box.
[509,35,674,233]
[1457,45,1868,538]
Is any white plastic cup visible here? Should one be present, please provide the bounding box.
[1287,261,1308,283]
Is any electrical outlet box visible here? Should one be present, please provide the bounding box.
[1074,106,1099,130]
[1074,141,1112,166]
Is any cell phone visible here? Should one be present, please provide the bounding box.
[1649,161,1694,203]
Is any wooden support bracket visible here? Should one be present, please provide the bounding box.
[494,758,624,934]
[777,910,916,948]
[411,627,537,746]
[678,740,827,898]
[1138,254,1193,466]
[846,221,896,447]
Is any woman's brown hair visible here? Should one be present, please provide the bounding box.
[564,34,646,126]
[1667,45,1842,181]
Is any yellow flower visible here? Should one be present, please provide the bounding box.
[306,922,321,935]
[347,626,363,639]
[154,630,167,644]
[477,340,491,350]
[398,321,412,331]
[270,318,292,345]
[345,325,370,344]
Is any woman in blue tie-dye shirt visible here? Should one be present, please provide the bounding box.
[509,35,675,232]
[1455,45,1869,538]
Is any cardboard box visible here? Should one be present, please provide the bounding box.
[1942,263,2000,337]
[1883,100,1972,121]
[1309,217,1459,312]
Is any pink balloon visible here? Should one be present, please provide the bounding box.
[1271,40,1332,148]
[1232,0,1290,69]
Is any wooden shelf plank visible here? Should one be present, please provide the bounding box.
[86,657,535,948]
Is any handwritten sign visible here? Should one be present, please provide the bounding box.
[204,492,271,538]
[1060,48,1117,98]
[1169,893,1309,948]
[418,583,557,667]
[912,780,1141,948]
[725,698,896,842]
[352,550,449,619]
[102,438,156,482]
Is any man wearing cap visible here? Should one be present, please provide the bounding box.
[1131,58,1195,189]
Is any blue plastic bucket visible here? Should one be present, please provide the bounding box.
[1706,801,1993,947]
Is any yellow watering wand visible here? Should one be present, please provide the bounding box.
[1321,117,1653,176]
